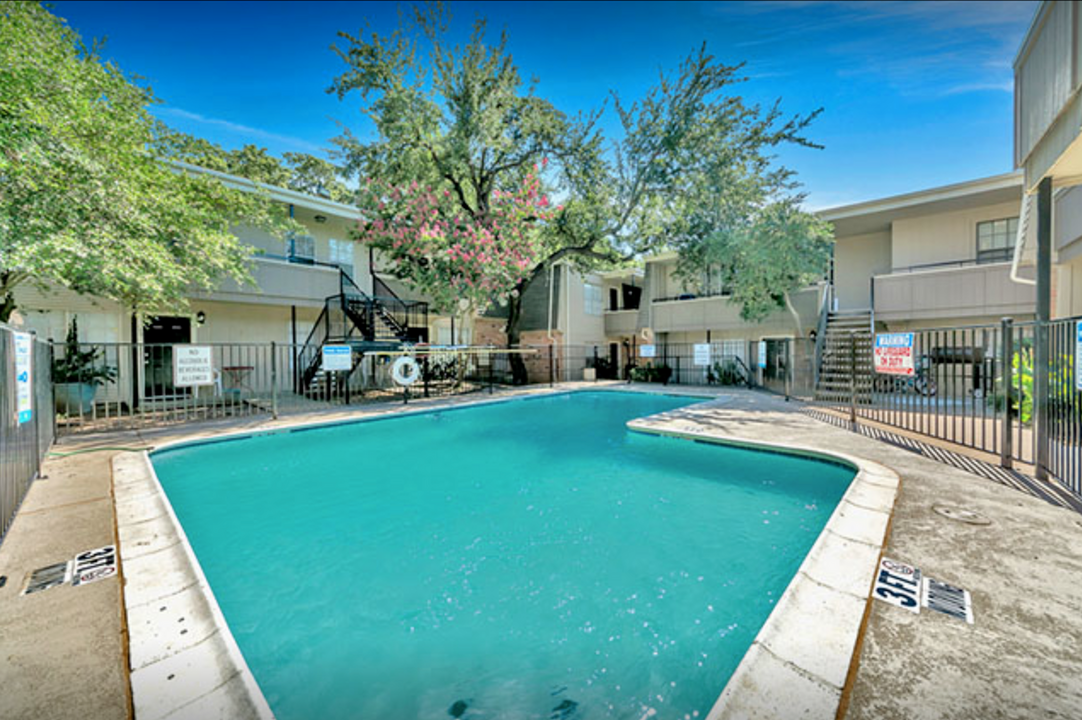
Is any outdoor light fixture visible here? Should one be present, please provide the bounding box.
[196,311,206,325]
[314,215,328,224]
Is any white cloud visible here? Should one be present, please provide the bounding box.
[155,107,326,155]
[702,0,1037,97]
[941,81,1014,96]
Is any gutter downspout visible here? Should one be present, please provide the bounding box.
[1011,190,1037,286]
[546,263,557,343]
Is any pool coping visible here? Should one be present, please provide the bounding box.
[113,385,897,719]
[627,416,900,719]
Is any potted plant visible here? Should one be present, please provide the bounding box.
[52,318,117,415]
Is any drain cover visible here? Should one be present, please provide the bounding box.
[932,505,991,526]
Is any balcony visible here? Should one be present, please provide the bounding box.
[604,309,639,336]
[648,287,821,334]
[193,256,344,307]
[872,261,1035,322]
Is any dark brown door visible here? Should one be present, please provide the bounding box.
[143,316,191,398]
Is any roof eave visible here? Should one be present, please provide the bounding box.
[171,160,363,221]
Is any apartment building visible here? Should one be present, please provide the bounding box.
[474,263,613,381]
[1013,0,1082,320]
[14,167,388,345]
[821,171,1037,331]
[10,165,438,405]
[597,253,825,388]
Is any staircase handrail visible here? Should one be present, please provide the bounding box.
[730,354,754,387]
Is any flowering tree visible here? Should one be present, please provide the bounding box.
[357,165,557,338]
[332,6,822,381]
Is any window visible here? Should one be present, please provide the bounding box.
[976,217,1018,264]
[329,238,354,277]
[288,233,316,262]
[584,283,603,316]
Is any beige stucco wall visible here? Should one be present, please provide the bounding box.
[1054,255,1082,319]
[186,300,322,346]
[561,269,607,348]
[873,263,1035,323]
[833,231,891,311]
[889,199,1021,270]
[237,209,363,272]
[650,286,820,338]
[13,284,130,343]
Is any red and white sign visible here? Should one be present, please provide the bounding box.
[874,333,914,376]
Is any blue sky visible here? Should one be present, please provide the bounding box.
[51,0,1037,209]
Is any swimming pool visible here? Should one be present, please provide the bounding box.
[151,390,855,720]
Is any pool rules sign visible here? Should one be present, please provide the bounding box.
[13,331,33,424]
[874,333,915,376]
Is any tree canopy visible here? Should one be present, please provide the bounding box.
[0,2,289,323]
[330,3,828,368]
[155,128,355,204]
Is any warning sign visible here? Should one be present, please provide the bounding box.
[72,545,117,586]
[874,333,915,376]
[22,545,118,596]
[872,557,975,624]
[173,345,214,386]
[873,557,921,613]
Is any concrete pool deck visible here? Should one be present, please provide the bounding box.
[2,384,1082,719]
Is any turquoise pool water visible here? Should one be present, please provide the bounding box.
[152,391,854,720]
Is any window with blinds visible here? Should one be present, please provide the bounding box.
[976,217,1018,264]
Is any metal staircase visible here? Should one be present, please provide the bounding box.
[296,272,428,398]
[814,310,875,405]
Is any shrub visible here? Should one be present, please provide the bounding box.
[51,318,117,386]
[630,362,672,384]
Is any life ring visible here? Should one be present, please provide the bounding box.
[391,356,421,386]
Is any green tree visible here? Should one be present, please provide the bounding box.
[283,152,353,203]
[673,197,833,336]
[156,126,353,203]
[331,5,821,380]
[0,2,288,323]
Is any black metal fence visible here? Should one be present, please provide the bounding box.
[812,318,1082,495]
[1047,317,1082,492]
[574,339,817,397]
[0,323,54,540]
[47,342,574,436]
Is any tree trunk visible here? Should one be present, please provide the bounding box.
[505,289,529,385]
[0,292,14,324]
[0,272,18,323]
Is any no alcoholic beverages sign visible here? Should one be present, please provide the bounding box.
[173,345,214,386]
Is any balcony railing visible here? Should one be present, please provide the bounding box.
[653,289,731,303]
[872,261,1034,321]
[889,254,1012,274]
